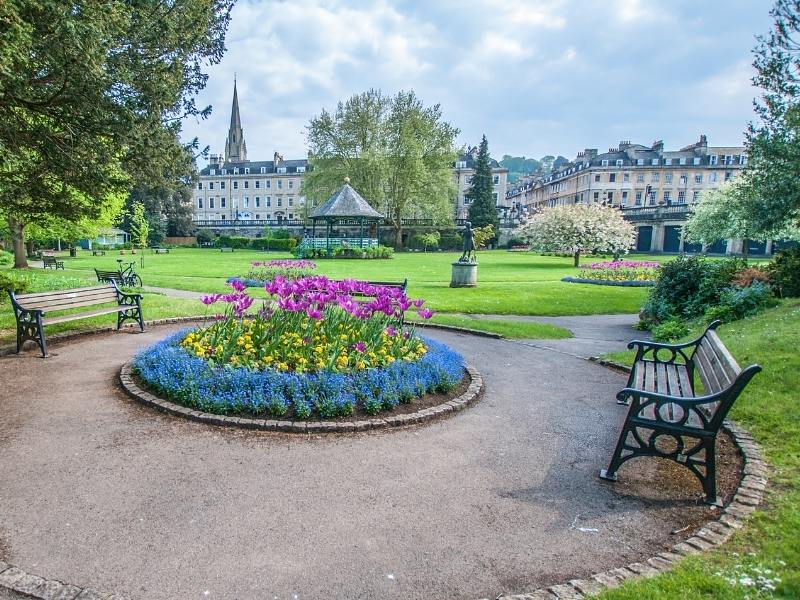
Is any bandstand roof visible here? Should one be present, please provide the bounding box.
[310,180,383,220]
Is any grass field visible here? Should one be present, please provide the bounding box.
[601,301,800,599]
[35,247,649,316]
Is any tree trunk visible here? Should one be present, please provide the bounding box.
[9,216,28,269]
[394,224,403,250]
[742,239,749,262]
[573,250,580,267]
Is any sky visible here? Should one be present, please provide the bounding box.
[180,0,773,164]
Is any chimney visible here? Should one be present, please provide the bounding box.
[652,140,664,153]
[584,149,598,160]
[698,134,708,147]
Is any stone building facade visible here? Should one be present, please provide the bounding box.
[503,136,777,254]
[453,146,509,220]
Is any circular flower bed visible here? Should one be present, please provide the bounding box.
[562,260,660,286]
[228,259,317,288]
[131,276,465,420]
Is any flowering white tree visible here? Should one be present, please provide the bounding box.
[515,203,635,266]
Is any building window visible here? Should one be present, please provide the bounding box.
[693,191,701,202]
[601,159,609,167]
[709,155,718,166]
[493,175,499,184]
[664,158,672,166]
[198,199,203,209]
[197,182,203,190]
[615,159,623,167]
[663,191,670,203]
[209,198,215,209]
[255,180,260,189]
[220,181,225,189]
[665,173,673,184]
[233,181,238,190]
[649,191,656,204]
[623,173,630,183]
[637,159,644,166]
[740,155,748,165]
[622,191,628,203]
[277,198,282,207]
[221,169,227,175]
[694,174,702,184]
[651,159,659,166]
[266,196,271,207]
[724,155,733,165]
[725,171,732,181]
[493,192,498,202]
[677,191,686,203]
[636,173,644,183]
[607,191,614,203]
[266,180,271,189]
[288,180,294,189]
[609,173,616,183]
[651,172,660,183]
[244,181,249,189]
[679,157,687,165]
[456,160,467,168]
[709,172,718,183]
[221,197,226,208]
[288,197,293,207]
[255,214,260,219]
[244,168,250,174]
[277,166,287,174]
[209,182,214,190]
[594,174,601,182]
[277,180,283,189]
[233,168,239,175]
[289,213,294,220]
[244,197,249,208]
[260,167,266,174]
[210,169,216,176]
[680,174,688,185]
[593,191,600,201]
[297,166,306,173]
[463,196,470,205]
[635,191,642,205]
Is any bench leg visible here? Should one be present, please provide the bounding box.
[700,438,720,506]
[15,312,48,357]
[599,420,633,482]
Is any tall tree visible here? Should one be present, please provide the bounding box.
[466,135,500,236]
[744,0,800,232]
[305,89,458,247]
[0,0,233,267]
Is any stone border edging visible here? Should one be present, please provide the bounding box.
[483,362,769,600]
[119,362,483,434]
[561,276,655,287]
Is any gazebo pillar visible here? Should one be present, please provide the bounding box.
[359,218,364,249]
[326,219,331,256]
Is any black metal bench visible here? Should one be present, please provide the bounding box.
[92,249,106,256]
[42,256,64,270]
[8,283,144,357]
[599,321,761,505]
[152,247,169,254]
[220,247,234,253]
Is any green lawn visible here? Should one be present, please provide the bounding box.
[408,313,573,339]
[600,300,800,599]
[42,247,649,316]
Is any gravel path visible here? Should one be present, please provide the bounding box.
[0,324,704,600]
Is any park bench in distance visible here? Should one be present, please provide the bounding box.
[42,256,64,270]
[220,247,234,252]
[8,282,144,357]
[152,247,169,254]
[92,249,106,256]
[600,320,761,505]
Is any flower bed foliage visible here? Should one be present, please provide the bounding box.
[577,260,660,283]
[228,259,317,287]
[293,245,394,259]
[132,276,458,419]
[133,330,463,418]
[639,256,778,341]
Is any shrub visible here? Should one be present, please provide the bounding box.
[733,266,771,288]
[767,248,800,297]
[250,237,297,251]
[0,249,12,266]
[705,281,777,323]
[270,228,292,239]
[651,318,690,343]
[196,229,214,245]
[506,237,525,249]
[438,232,462,251]
[0,272,29,299]
[216,235,251,249]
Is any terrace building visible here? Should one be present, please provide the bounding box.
[453,146,509,220]
[504,136,788,255]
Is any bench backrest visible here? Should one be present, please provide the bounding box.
[95,268,123,282]
[11,285,119,313]
[42,256,58,264]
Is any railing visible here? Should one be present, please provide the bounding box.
[620,204,692,221]
[297,238,379,249]
[194,219,307,227]
[193,217,522,229]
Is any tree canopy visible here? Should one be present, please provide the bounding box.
[743,0,800,232]
[304,89,459,247]
[515,204,636,266]
[0,0,233,266]
[466,135,500,236]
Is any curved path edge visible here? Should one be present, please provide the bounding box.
[119,362,484,434]
[0,331,768,600]
[485,358,769,600]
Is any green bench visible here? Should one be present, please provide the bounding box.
[42,256,64,270]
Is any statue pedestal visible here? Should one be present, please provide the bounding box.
[450,261,478,287]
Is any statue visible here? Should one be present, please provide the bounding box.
[459,221,476,263]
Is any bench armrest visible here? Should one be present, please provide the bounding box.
[110,280,142,301]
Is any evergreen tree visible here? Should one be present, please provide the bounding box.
[467,135,500,235]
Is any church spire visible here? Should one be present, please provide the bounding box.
[224,79,248,163]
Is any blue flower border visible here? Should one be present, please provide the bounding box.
[132,329,465,419]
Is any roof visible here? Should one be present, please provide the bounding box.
[199,158,308,176]
[311,181,383,219]
[456,152,504,170]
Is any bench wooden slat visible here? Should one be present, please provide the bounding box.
[676,363,694,397]
[43,305,130,325]
[695,341,727,395]
[665,363,681,396]
[28,293,121,313]
[655,361,669,395]
[704,330,741,380]
[17,288,119,311]
[15,285,117,301]
[633,361,646,391]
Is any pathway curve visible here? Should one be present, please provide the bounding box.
[0,325,710,600]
